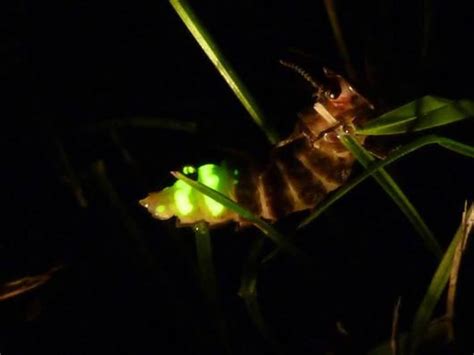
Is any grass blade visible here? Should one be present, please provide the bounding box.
[390,297,402,355]
[193,221,231,355]
[408,203,474,354]
[299,135,474,229]
[91,161,154,266]
[323,0,357,81]
[357,96,474,135]
[368,203,473,355]
[238,237,283,353]
[368,318,450,355]
[0,266,62,302]
[446,201,474,340]
[172,171,305,259]
[54,135,88,208]
[169,0,279,144]
[339,135,441,258]
[421,0,433,60]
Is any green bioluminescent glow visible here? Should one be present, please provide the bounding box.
[155,205,166,214]
[198,164,225,216]
[182,165,196,175]
[174,180,194,215]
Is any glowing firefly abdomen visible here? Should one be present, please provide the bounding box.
[140,164,239,225]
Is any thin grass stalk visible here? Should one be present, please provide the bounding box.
[356,97,474,136]
[54,135,88,208]
[339,135,441,258]
[446,201,473,340]
[421,0,433,61]
[238,237,283,353]
[193,221,232,355]
[368,206,472,355]
[408,203,474,354]
[390,297,402,355]
[0,266,62,302]
[91,160,153,265]
[323,0,357,81]
[299,135,474,230]
[169,0,279,144]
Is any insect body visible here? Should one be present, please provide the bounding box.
[140,69,374,226]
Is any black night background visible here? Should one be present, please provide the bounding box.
[3,1,474,354]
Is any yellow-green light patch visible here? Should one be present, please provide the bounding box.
[199,164,226,217]
[174,180,194,215]
[155,204,166,214]
[182,165,196,175]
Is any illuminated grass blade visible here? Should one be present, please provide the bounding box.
[357,96,474,135]
[238,237,283,353]
[339,135,442,258]
[193,221,231,355]
[0,266,62,302]
[408,203,473,354]
[169,0,279,144]
[299,135,474,229]
[172,171,303,258]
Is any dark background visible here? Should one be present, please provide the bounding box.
[3,1,473,354]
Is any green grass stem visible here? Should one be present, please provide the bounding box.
[408,203,473,354]
[299,135,474,230]
[193,221,231,355]
[357,96,474,136]
[169,0,279,144]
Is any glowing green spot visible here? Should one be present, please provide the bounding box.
[198,164,225,217]
[182,165,196,175]
[155,205,166,214]
[200,165,220,188]
[174,180,194,215]
[233,169,239,176]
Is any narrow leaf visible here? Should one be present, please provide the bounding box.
[323,0,357,81]
[408,203,474,354]
[446,201,474,340]
[169,0,279,144]
[239,237,283,353]
[368,318,450,355]
[54,135,87,208]
[357,96,474,135]
[339,135,442,258]
[193,221,231,355]
[0,266,62,302]
[92,161,153,265]
[299,135,474,229]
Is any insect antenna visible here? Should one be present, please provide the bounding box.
[279,60,321,91]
